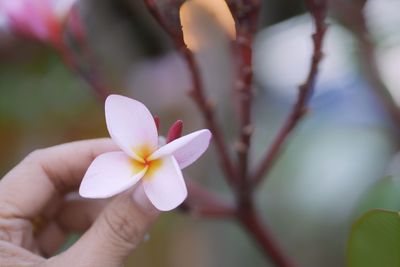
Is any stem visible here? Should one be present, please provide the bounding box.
[143,0,237,186]
[180,180,236,219]
[55,8,110,102]
[143,1,295,266]
[182,48,237,186]
[331,0,400,127]
[231,0,260,199]
[55,42,108,101]
[143,0,182,42]
[239,205,294,267]
[57,43,109,102]
[251,0,328,187]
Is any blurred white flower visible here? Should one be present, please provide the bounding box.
[253,15,356,99]
[365,0,400,105]
[365,0,400,44]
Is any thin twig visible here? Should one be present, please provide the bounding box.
[180,180,236,219]
[251,0,328,187]
[228,0,261,202]
[144,1,296,265]
[331,0,400,128]
[55,8,110,102]
[228,3,295,265]
[182,48,238,186]
[239,205,294,267]
[143,0,237,186]
[55,42,109,102]
[143,0,184,44]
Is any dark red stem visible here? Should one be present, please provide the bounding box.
[251,0,328,187]
[143,0,237,186]
[181,48,237,186]
[330,0,400,128]
[55,8,110,102]
[239,206,294,267]
[55,41,109,102]
[181,180,236,219]
[143,0,184,45]
[143,1,296,266]
[228,0,260,200]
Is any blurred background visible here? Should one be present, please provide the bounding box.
[1,0,400,266]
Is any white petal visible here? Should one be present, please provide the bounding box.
[148,129,211,169]
[79,152,147,198]
[142,156,187,211]
[105,95,158,161]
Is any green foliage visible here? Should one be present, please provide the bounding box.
[347,209,400,267]
[358,176,400,213]
[0,52,93,125]
[348,177,400,267]
[0,49,105,173]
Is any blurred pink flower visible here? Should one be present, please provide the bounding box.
[0,0,76,43]
[79,95,212,211]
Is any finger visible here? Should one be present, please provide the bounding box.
[0,241,45,267]
[36,195,108,256]
[56,195,108,232]
[0,138,118,220]
[49,186,159,267]
[36,221,67,257]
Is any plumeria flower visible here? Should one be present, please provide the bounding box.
[0,0,76,43]
[79,95,212,211]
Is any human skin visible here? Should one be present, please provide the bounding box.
[0,138,159,267]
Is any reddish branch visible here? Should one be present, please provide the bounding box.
[142,0,183,44]
[182,49,238,185]
[331,0,400,128]
[251,0,328,187]
[55,7,109,102]
[227,0,261,201]
[239,206,294,267]
[230,2,295,265]
[143,1,296,266]
[165,119,235,219]
[56,42,109,102]
[143,0,237,186]
[181,180,236,219]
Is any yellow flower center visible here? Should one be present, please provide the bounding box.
[130,144,162,180]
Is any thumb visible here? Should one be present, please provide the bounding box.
[50,185,159,267]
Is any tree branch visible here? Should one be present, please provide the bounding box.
[143,1,298,265]
[56,42,109,102]
[55,7,110,102]
[180,180,236,219]
[251,0,328,187]
[239,205,294,267]
[228,0,261,202]
[330,0,400,128]
[143,0,237,186]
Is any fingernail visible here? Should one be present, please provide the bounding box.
[132,185,159,216]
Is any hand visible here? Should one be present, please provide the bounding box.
[0,139,159,267]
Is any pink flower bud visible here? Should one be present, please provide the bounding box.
[167,120,183,143]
